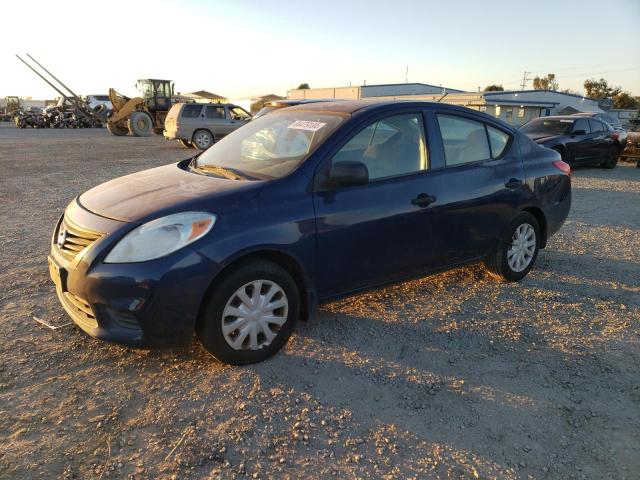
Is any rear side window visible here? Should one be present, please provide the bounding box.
[487,126,510,157]
[205,106,225,119]
[181,104,202,118]
[437,115,490,165]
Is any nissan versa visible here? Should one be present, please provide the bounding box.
[48,101,571,365]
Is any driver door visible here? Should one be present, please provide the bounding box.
[313,111,439,297]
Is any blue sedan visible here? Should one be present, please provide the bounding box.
[48,100,571,364]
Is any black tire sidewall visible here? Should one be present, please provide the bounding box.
[197,262,300,365]
[497,212,540,281]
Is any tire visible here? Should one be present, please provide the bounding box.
[178,139,195,149]
[106,122,129,136]
[196,261,300,365]
[484,212,540,282]
[600,148,618,169]
[127,111,153,137]
[192,129,214,150]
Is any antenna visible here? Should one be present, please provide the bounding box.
[520,71,531,90]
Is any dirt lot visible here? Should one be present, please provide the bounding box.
[0,125,638,480]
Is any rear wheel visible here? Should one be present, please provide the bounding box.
[106,121,129,136]
[600,148,618,169]
[178,139,195,149]
[127,111,153,137]
[196,261,300,365]
[485,212,540,282]
[192,129,214,150]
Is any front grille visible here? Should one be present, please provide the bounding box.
[56,216,102,262]
[62,292,98,329]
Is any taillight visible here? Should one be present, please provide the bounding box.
[553,160,571,176]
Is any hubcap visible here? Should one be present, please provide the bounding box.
[221,280,288,351]
[507,223,536,272]
[195,133,211,148]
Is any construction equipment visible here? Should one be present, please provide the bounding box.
[16,54,174,137]
[16,54,105,126]
[1,96,21,121]
[107,79,175,136]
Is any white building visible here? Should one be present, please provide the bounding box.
[288,83,606,127]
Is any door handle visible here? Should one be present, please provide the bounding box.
[411,193,436,207]
[505,178,523,189]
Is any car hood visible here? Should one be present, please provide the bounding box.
[79,161,260,223]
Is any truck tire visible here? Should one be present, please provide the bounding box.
[107,122,129,136]
[127,112,153,137]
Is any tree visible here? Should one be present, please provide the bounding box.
[533,73,559,91]
[612,92,638,110]
[583,78,621,99]
[484,84,504,91]
[296,83,310,90]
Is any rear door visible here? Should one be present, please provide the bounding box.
[588,119,612,160]
[426,111,524,265]
[203,105,228,139]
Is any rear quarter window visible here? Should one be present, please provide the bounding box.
[181,104,203,118]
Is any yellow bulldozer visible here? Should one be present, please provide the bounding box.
[107,79,175,137]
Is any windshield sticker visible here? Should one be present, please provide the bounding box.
[560,120,574,123]
[288,120,327,132]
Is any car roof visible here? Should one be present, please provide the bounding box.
[280,99,475,115]
[267,99,334,107]
[530,115,580,121]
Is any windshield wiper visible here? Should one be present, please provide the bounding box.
[192,164,245,180]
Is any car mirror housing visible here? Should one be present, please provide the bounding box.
[572,129,586,136]
[329,161,369,187]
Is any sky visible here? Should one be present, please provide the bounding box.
[1,0,639,100]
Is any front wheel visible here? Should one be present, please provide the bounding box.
[485,212,540,282]
[600,148,618,169]
[196,261,300,365]
[127,111,153,137]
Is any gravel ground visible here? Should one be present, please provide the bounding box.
[0,125,639,480]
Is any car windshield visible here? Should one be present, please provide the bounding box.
[195,111,346,179]
[520,119,573,136]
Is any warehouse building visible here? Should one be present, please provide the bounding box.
[288,83,605,127]
[288,82,463,101]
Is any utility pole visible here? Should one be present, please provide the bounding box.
[520,71,531,90]
[405,66,409,83]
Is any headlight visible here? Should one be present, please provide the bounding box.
[104,212,216,263]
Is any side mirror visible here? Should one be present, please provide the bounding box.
[329,161,369,187]
[572,129,586,136]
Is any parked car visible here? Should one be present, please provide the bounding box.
[620,131,640,166]
[48,100,571,365]
[163,103,252,150]
[520,116,621,168]
[570,111,628,151]
[83,94,113,113]
[253,99,333,118]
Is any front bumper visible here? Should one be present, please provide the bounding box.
[49,201,221,347]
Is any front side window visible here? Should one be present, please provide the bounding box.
[573,119,590,134]
[196,111,345,179]
[589,120,604,133]
[230,107,251,121]
[437,115,491,166]
[181,104,203,118]
[332,113,428,180]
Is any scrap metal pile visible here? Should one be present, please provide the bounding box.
[13,104,103,129]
